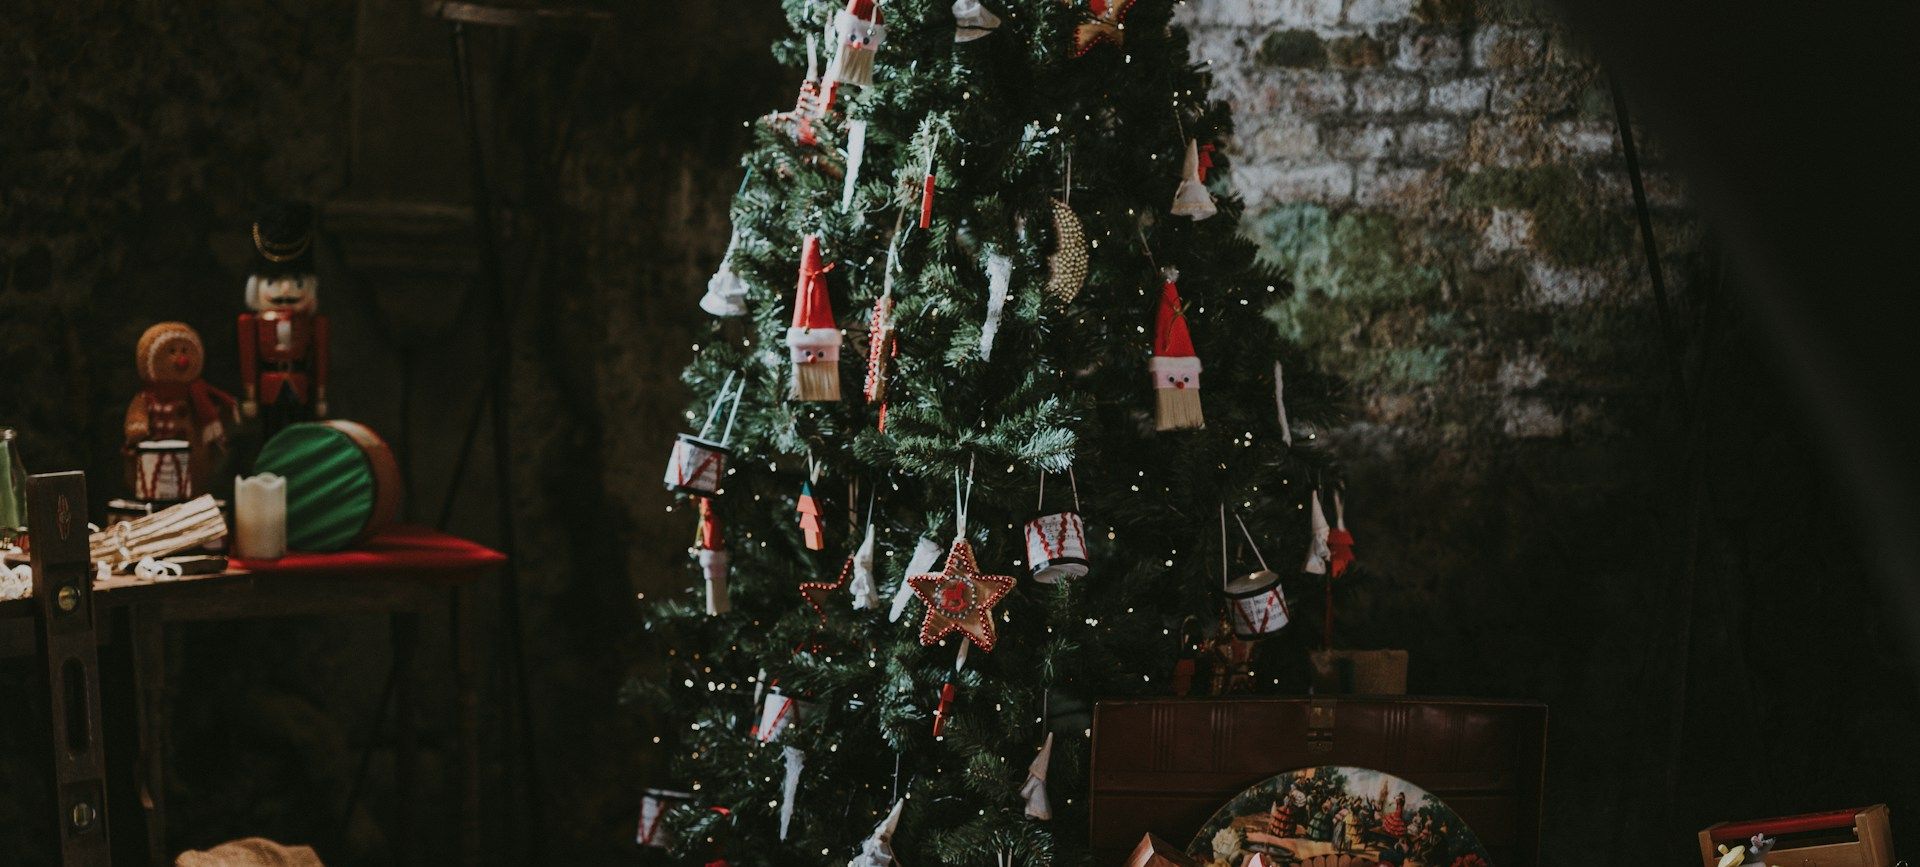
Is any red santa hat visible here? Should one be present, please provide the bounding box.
[844,0,879,23]
[1149,270,1201,389]
[788,234,840,361]
[695,497,724,551]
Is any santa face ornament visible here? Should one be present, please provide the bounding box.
[830,0,887,87]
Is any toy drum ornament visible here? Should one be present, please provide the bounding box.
[635,788,693,848]
[1025,469,1089,583]
[1025,511,1088,583]
[252,420,402,552]
[134,440,193,501]
[756,689,809,743]
[1220,506,1290,639]
[663,373,746,497]
[663,433,731,497]
[1224,568,1289,639]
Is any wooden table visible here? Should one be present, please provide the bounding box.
[1,525,504,865]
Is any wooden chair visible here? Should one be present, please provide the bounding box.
[28,471,112,866]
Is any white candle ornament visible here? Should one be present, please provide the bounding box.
[233,473,287,560]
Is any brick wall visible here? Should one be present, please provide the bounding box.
[1181,0,1920,857]
[1182,0,1697,443]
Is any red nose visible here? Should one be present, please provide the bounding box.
[172,353,191,371]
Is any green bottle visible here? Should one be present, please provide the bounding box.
[0,428,26,542]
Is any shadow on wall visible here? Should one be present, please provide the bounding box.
[1,0,785,863]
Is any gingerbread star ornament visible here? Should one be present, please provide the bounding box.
[908,538,1016,651]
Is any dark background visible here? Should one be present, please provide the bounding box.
[3,0,1917,863]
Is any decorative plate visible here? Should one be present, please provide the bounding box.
[1187,765,1493,866]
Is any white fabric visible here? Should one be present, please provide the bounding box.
[890,536,945,622]
[850,523,879,610]
[849,798,905,867]
[1021,733,1055,820]
[0,565,30,601]
[1303,490,1331,575]
[779,746,806,840]
[979,253,1012,360]
[1149,355,1203,389]
[952,0,1001,41]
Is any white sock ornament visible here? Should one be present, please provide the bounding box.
[848,798,905,867]
[1171,138,1218,220]
[952,0,1000,41]
[1021,732,1055,820]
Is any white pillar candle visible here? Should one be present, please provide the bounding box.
[234,473,287,560]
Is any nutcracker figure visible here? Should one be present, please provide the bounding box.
[238,202,329,439]
[124,322,238,502]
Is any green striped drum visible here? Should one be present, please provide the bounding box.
[252,420,402,552]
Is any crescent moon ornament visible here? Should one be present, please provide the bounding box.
[1045,199,1088,303]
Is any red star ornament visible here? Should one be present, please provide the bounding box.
[800,556,854,626]
[1072,0,1136,56]
[908,538,1016,652]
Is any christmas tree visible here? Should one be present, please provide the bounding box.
[632,0,1345,862]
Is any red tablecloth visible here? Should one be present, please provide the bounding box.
[231,525,506,576]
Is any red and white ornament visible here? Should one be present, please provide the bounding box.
[664,374,745,497]
[788,235,842,402]
[693,497,730,615]
[1327,489,1356,578]
[1024,470,1089,583]
[636,788,693,848]
[1221,506,1289,639]
[756,687,810,743]
[1149,269,1204,430]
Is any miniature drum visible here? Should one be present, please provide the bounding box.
[252,420,402,552]
[756,689,808,743]
[135,439,192,501]
[1024,510,1089,583]
[636,788,693,848]
[1224,569,1290,639]
[663,433,731,497]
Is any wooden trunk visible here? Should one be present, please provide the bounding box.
[1089,696,1547,865]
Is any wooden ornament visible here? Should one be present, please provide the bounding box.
[908,538,1015,652]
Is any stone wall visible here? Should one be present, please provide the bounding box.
[1183,0,1920,856]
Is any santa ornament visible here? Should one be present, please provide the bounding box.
[693,497,730,615]
[1149,269,1204,430]
[830,0,887,88]
[1221,506,1289,639]
[849,520,880,609]
[663,373,746,498]
[788,234,842,402]
[1170,139,1218,220]
[1024,470,1089,583]
[1303,489,1332,575]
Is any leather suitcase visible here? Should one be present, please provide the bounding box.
[1089,696,1547,865]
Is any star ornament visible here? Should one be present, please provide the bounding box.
[801,556,854,626]
[1072,0,1136,56]
[908,538,1016,652]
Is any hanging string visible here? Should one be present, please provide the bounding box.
[698,371,739,438]
[953,453,977,538]
[1233,512,1270,572]
[719,377,746,444]
[1274,361,1293,446]
[1218,502,1230,592]
[1134,223,1160,272]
